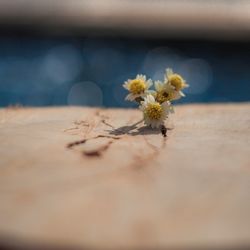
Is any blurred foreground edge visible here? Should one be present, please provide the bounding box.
[0,235,250,250]
[0,0,250,40]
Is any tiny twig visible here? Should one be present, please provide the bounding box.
[67,139,86,149]
[101,119,115,129]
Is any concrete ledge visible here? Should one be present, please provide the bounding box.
[0,104,250,249]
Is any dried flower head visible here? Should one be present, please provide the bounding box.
[122,68,189,133]
[123,74,154,102]
[165,68,189,97]
[154,80,181,103]
[140,95,171,128]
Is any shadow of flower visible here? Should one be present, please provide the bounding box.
[107,122,173,137]
[129,126,161,136]
[108,124,139,136]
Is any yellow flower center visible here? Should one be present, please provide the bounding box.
[156,90,173,103]
[169,74,184,91]
[129,79,146,94]
[145,103,163,120]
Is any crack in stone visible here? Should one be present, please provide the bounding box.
[66,134,121,157]
[66,139,86,149]
[83,140,113,157]
[101,119,115,129]
[66,109,167,161]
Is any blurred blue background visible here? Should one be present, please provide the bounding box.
[1,0,250,107]
[0,36,249,107]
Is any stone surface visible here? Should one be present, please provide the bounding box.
[0,104,250,249]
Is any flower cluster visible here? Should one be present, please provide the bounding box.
[123,68,188,132]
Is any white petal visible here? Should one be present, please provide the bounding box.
[154,81,160,91]
[125,93,135,101]
[169,106,175,113]
[147,94,155,103]
[172,91,181,100]
[137,74,146,82]
[123,81,130,90]
[180,91,185,97]
[166,68,173,78]
[145,90,156,97]
[154,80,164,91]
[162,103,170,113]
[146,79,153,88]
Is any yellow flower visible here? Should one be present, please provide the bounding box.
[140,94,172,128]
[123,74,154,101]
[154,80,181,103]
[165,68,189,92]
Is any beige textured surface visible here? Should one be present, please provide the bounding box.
[0,104,250,249]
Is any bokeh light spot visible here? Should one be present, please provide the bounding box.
[67,81,103,106]
[42,45,84,85]
[178,58,213,95]
[142,47,182,80]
